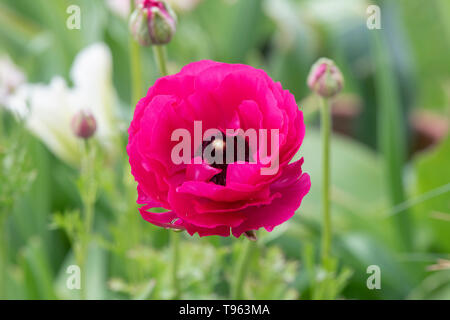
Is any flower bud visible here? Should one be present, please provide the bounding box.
[71,110,97,140]
[129,0,177,46]
[307,58,344,98]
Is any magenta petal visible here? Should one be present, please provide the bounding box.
[237,100,263,131]
[186,157,222,182]
[176,180,269,202]
[179,60,221,76]
[139,207,184,230]
[183,222,230,237]
[226,162,266,186]
[271,158,305,189]
[231,173,311,238]
[192,192,280,214]
[167,188,246,228]
[128,60,311,237]
[137,185,164,207]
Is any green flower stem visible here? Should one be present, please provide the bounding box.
[0,214,7,298]
[129,0,143,107]
[153,45,169,76]
[151,44,180,299]
[170,231,181,299]
[129,38,143,107]
[0,107,3,140]
[320,97,332,264]
[436,0,450,48]
[78,140,97,300]
[231,239,255,300]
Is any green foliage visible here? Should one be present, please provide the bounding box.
[0,0,449,300]
[414,136,450,252]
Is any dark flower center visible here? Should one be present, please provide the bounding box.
[196,132,251,186]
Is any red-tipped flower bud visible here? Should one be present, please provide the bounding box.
[129,0,177,46]
[307,58,344,98]
[71,110,97,140]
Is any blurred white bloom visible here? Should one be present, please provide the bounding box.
[106,0,130,19]
[5,83,29,118]
[303,0,366,28]
[6,43,120,166]
[264,0,367,49]
[70,43,119,153]
[0,55,26,106]
[24,78,84,164]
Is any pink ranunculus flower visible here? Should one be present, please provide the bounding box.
[127,60,311,237]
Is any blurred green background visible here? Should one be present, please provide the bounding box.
[0,0,449,300]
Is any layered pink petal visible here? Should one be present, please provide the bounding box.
[231,172,311,237]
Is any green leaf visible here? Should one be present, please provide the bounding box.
[55,243,108,299]
[414,135,450,251]
[19,237,57,299]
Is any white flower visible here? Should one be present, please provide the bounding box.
[0,55,26,106]
[105,0,130,19]
[302,0,366,27]
[263,0,366,49]
[6,43,120,166]
[70,43,119,155]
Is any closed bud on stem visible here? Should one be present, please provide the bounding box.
[307,58,344,98]
[71,110,97,140]
[129,0,177,46]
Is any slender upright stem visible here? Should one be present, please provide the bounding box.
[129,0,143,107]
[0,214,7,298]
[0,114,5,295]
[170,231,180,299]
[231,239,255,299]
[152,46,169,76]
[320,97,332,264]
[129,38,143,107]
[78,140,97,300]
[0,107,4,140]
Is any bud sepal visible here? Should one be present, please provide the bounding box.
[129,0,177,46]
[307,58,344,98]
